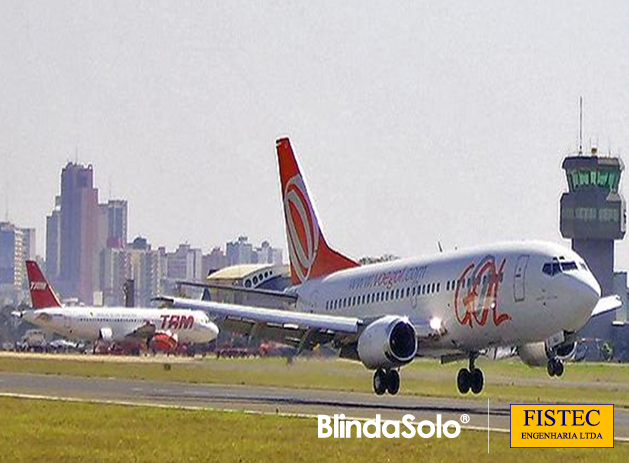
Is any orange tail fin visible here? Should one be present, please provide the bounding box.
[26,260,62,309]
[276,138,359,285]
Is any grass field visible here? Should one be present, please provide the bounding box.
[0,397,626,463]
[0,353,628,406]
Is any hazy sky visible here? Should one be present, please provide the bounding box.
[2,1,629,268]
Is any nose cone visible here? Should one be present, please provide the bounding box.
[579,276,600,312]
[566,274,601,331]
[203,321,220,341]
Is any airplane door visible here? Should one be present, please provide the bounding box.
[513,255,529,302]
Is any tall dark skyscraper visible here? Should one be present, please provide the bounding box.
[106,199,128,248]
[45,197,61,282]
[58,163,99,304]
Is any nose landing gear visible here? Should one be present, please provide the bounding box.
[547,357,564,377]
[457,353,484,394]
[373,368,401,395]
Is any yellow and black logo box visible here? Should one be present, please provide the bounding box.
[511,404,614,448]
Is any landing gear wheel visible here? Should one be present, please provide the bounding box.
[457,368,471,394]
[373,369,387,395]
[470,368,484,394]
[547,359,555,377]
[386,370,400,395]
[547,358,564,377]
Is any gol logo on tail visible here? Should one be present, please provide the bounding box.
[284,174,320,283]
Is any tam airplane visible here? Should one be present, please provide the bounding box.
[158,138,620,395]
[14,261,219,353]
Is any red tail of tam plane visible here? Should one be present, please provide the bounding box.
[276,137,359,285]
[25,260,62,309]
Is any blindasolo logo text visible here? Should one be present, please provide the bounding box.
[510,404,614,448]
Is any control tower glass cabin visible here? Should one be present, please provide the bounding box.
[560,149,626,298]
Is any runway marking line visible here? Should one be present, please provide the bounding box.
[1,392,627,443]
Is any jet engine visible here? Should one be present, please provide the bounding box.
[357,316,417,369]
[518,340,577,367]
[149,332,179,352]
[99,327,114,342]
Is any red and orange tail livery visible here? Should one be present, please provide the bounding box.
[276,137,359,285]
[25,260,62,309]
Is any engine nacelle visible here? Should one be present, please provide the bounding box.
[150,331,179,352]
[99,327,114,342]
[357,316,417,370]
[518,340,577,367]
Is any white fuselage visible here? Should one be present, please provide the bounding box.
[292,241,600,352]
[22,307,219,345]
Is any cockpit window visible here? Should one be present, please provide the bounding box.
[560,261,578,271]
[542,259,578,276]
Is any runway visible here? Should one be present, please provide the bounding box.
[1,371,628,439]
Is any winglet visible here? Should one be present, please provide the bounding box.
[276,138,359,285]
[25,260,62,309]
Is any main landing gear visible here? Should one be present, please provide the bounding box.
[547,357,564,377]
[457,353,484,395]
[373,368,400,395]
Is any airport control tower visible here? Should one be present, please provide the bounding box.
[560,146,626,339]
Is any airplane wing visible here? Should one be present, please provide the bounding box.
[175,280,298,304]
[124,322,157,341]
[155,296,360,332]
[154,296,444,352]
[591,295,623,317]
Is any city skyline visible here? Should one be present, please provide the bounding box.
[0,158,285,306]
[2,2,629,269]
[1,160,286,260]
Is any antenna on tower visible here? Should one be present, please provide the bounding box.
[4,186,9,222]
[578,96,583,155]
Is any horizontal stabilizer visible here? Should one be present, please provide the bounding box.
[176,280,298,303]
[591,295,622,317]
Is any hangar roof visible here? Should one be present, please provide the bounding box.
[207,264,286,281]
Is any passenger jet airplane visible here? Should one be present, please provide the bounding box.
[13,261,219,353]
[157,138,620,395]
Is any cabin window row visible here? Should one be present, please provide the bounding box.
[77,318,143,323]
[324,281,442,311]
[324,273,507,311]
[444,273,503,292]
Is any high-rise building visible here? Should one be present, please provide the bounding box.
[127,237,162,306]
[225,236,283,266]
[203,247,227,277]
[253,240,283,265]
[45,198,61,282]
[106,200,127,249]
[58,163,99,304]
[21,228,36,261]
[166,244,203,281]
[0,222,24,292]
[226,236,253,265]
[99,247,129,307]
[95,200,128,298]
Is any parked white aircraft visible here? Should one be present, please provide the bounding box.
[158,138,620,395]
[14,261,219,353]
